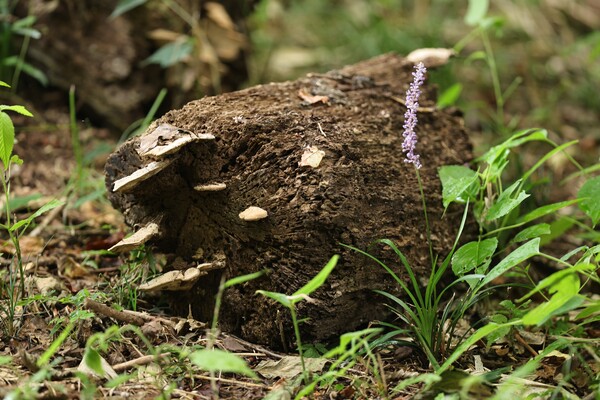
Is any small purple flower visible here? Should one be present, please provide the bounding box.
[402,62,427,169]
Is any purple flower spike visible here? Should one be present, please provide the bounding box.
[402,62,427,169]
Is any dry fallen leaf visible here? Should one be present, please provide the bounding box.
[298,88,329,105]
[299,146,325,168]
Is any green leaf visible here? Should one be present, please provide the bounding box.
[189,349,257,379]
[293,255,339,297]
[481,238,540,286]
[225,270,267,288]
[142,38,194,68]
[0,104,33,117]
[516,199,580,224]
[0,111,15,168]
[486,179,529,221]
[10,198,65,232]
[2,56,48,86]
[465,0,489,26]
[111,0,148,18]
[437,83,462,109]
[522,273,582,325]
[451,238,498,277]
[478,129,548,167]
[83,348,104,376]
[438,165,479,209]
[0,81,10,88]
[578,176,600,227]
[512,223,551,243]
[0,355,11,365]
[256,290,292,308]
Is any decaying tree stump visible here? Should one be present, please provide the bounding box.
[105,53,472,349]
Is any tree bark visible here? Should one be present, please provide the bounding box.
[105,53,473,349]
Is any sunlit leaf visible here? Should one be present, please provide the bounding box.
[83,348,104,376]
[0,111,15,168]
[256,290,292,308]
[10,198,65,232]
[0,104,33,117]
[522,273,582,325]
[578,176,600,227]
[189,349,257,378]
[465,0,489,26]
[225,270,267,288]
[293,255,339,297]
[437,83,462,109]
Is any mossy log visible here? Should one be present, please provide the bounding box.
[105,53,472,349]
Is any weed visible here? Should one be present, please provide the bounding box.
[0,82,62,335]
[256,255,338,386]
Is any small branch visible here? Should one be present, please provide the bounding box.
[84,298,145,326]
[112,352,171,372]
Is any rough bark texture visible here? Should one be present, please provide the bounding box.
[105,53,472,350]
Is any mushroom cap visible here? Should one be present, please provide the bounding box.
[239,206,268,221]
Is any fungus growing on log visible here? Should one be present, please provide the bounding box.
[105,53,473,350]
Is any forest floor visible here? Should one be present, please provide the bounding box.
[0,91,597,400]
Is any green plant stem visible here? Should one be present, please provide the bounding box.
[68,85,83,184]
[11,33,30,92]
[289,304,308,385]
[481,29,504,129]
[415,168,434,269]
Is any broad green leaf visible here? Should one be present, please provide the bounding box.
[465,0,489,26]
[438,165,479,208]
[10,198,65,232]
[451,238,498,276]
[293,255,339,297]
[486,179,529,221]
[512,223,551,243]
[83,348,104,376]
[225,270,267,288]
[143,38,194,68]
[189,349,257,378]
[437,83,462,109]
[481,238,540,286]
[516,199,580,224]
[256,290,292,308]
[0,111,15,168]
[111,0,148,18]
[578,175,600,227]
[0,104,33,117]
[522,273,581,325]
[478,129,548,166]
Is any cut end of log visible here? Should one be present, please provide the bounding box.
[109,223,160,253]
[112,160,172,193]
[239,206,268,221]
[194,183,227,192]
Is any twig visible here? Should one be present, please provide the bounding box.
[84,298,146,326]
[514,332,539,357]
[220,333,284,359]
[193,374,269,389]
[112,352,171,372]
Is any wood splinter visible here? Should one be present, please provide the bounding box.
[194,183,227,192]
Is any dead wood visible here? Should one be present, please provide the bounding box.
[105,53,473,350]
